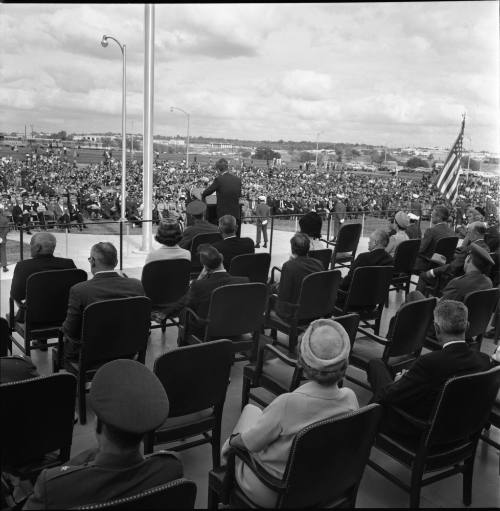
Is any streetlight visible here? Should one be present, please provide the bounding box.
[315,131,322,168]
[101,34,127,221]
[170,106,190,168]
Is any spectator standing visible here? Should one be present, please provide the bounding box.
[0,205,9,272]
[255,196,271,248]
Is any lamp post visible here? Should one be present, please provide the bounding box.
[315,131,322,168]
[101,34,127,221]
[170,106,190,168]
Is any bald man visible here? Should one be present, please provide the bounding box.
[10,232,76,321]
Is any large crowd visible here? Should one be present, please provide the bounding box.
[1,149,499,230]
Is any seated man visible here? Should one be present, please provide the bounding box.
[10,232,76,322]
[221,318,358,507]
[61,242,144,360]
[176,245,249,341]
[272,233,324,321]
[24,359,182,509]
[178,200,219,249]
[338,228,394,296]
[385,211,409,257]
[212,215,255,271]
[368,300,494,442]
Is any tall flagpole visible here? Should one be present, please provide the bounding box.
[142,4,155,252]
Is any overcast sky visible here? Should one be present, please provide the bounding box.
[0,2,498,151]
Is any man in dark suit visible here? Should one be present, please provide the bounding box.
[10,232,76,321]
[24,359,182,510]
[414,205,457,271]
[176,245,249,341]
[338,228,394,293]
[212,215,255,271]
[202,158,242,225]
[0,205,10,272]
[178,200,220,250]
[61,242,144,360]
[368,300,494,442]
[272,233,324,321]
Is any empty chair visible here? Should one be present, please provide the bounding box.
[179,283,267,361]
[229,252,271,283]
[1,374,76,483]
[53,296,152,424]
[141,259,191,332]
[144,340,233,469]
[368,366,500,508]
[347,297,436,390]
[242,314,360,409]
[208,404,383,509]
[389,239,420,297]
[189,232,223,277]
[334,266,394,335]
[326,223,362,269]
[75,479,197,510]
[8,269,87,356]
[308,248,333,271]
[266,270,341,354]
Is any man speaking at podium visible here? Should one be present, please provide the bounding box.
[202,158,242,232]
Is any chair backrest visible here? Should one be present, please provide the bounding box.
[333,313,360,348]
[433,236,459,263]
[393,239,420,274]
[335,223,362,255]
[280,404,383,508]
[75,479,197,510]
[464,287,499,339]
[206,283,267,338]
[426,366,500,447]
[0,317,10,356]
[388,297,437,357]
[229,252,271,283]
[141,259,191,306]
[25,269,87,325]
[153,340,233,418]
[309,249,333,271]
[190,232,223,272]
[1,374,76,469]
[297,270,341,321]
[345,266,394,310]
[80,297,152,367]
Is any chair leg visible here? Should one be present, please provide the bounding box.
[161,319,167,333]
[241,375,251,410]
[25,334,31,357]
[212,425,221,469]
[288,327,298,354]
[463,455,475,506]
[207,486,219,510]
[409,462,424,509]
[78,377,87,425]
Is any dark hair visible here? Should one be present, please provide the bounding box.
[155,221,182,246]
[215,158,228,173]
[290,232,310,257]
[96,419,143,449]
[198,244,223,270]
[433,205,450,222]
[299,212,322,239]
[218,215,237,235]
[91,242,118,267]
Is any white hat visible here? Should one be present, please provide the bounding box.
[408,213,420,220]
[412,193,419,199]
[258,195,266,201]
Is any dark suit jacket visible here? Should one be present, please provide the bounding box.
[178,220,220,250]
[212,236,255,270]
[340,248,394,292]
[62,272,145,345]
[11,255,76,303]
[275,256,324,320]
[414,222,456,270]
[375,343,493,437]
[433,239,489,278]
[441,270,492,302]
[202,172,242,221]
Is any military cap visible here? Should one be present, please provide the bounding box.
[470,243,494,265]
[394,211,410,229]
[89,359,169,434]
[186,200,206,216]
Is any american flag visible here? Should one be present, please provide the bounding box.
[435,117,465,204]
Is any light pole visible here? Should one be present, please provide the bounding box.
[101,34,127,221]
[170,106,190,168]
[315,131,322,168]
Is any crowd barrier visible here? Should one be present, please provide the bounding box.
[6,210,428,273]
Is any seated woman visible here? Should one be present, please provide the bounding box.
[145,220,191,265]
[221,318,358,507]
[298,211,326,250]
[385,211,410,257]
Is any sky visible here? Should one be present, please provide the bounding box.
[0,2,498,151]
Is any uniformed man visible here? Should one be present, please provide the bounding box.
[178,200,219,249]
[24,359,182,509]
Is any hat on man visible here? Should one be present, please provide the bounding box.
[470,243,494,266]
[408,212,420,221]
[186,200,206,216]
[258,195,266,202]
[412,193,419,199]
[299,318,350,373]
[89,359,169,434]
[394,211,410,229]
